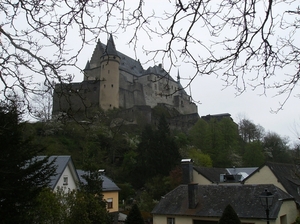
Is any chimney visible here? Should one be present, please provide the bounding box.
[188,183,198,209]
[181,159,193,184]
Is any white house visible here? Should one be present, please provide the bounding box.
[38,155,79,192]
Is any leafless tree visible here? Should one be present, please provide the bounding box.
[1,0,299,113]
[31,81,54,122]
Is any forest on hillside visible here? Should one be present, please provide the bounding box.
[23,107,299,213]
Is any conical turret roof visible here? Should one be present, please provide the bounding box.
[84,60,90,70]
[103,34,119,57]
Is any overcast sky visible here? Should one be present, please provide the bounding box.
[69,1,300,146]
[2,0,299,146]
[73,34,299,146]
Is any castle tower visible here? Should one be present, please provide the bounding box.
[99,34,120,110]
[83,39,105,81]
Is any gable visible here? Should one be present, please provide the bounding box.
[244,165,285,190]
[244,163,300,206]
[54,162,78,191]
[38,156,79,191]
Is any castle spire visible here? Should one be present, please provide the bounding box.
[84,60,90,70]
[104,33,118,57]
[177,70,181,82]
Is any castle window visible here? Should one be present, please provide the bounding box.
[111,84,113,88]
[104,85,106,88]
[109,104,112,107]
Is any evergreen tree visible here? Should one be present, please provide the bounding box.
[218,204,241,224]
[134,115,181,188]
[67,164,111,223]
[125,204,144,224]
[0,100,56,224]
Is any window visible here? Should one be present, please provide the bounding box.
[63,176,68,185]
[107,198,113,209]
[167,217,175,224]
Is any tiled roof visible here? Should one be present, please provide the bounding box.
[152,184,293,220]
[77,170,120,192]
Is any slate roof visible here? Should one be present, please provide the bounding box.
[152,184,294,220]
[103,34,119,57]
[77,170,120,192]
[193,166,258,183]
[88,36,178,82]
[37,156,79,190]
[243,162,300,206]
[193,167,227,183]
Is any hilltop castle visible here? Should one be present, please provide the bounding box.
[52,35,198,126]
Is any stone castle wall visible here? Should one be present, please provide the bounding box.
[52,36,199,125]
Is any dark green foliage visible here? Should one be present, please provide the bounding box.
[32,188,68,224]
[0,101,56,224]
[125,204,144,224]
[218,204,241,224]
[67,191,111,224]
[263,132,292,163]
[189,117,240,167]
[242,141,265,166]
[67,170,111,224]
[133,115,181,188]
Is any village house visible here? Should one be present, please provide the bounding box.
[152,159,299,224]
[243,162,300,207]
[37,155,80,192]
[77,169,120,213]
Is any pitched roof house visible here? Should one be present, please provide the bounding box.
[243,162,300,207]
[193,166,258,184]
[152,160,299,224]
[38,155,79,192]
[152,184,297,224]
[77,170,120,213]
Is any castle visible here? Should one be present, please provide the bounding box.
[52,35,198,126]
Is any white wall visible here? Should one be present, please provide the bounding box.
[55,163,78,192]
